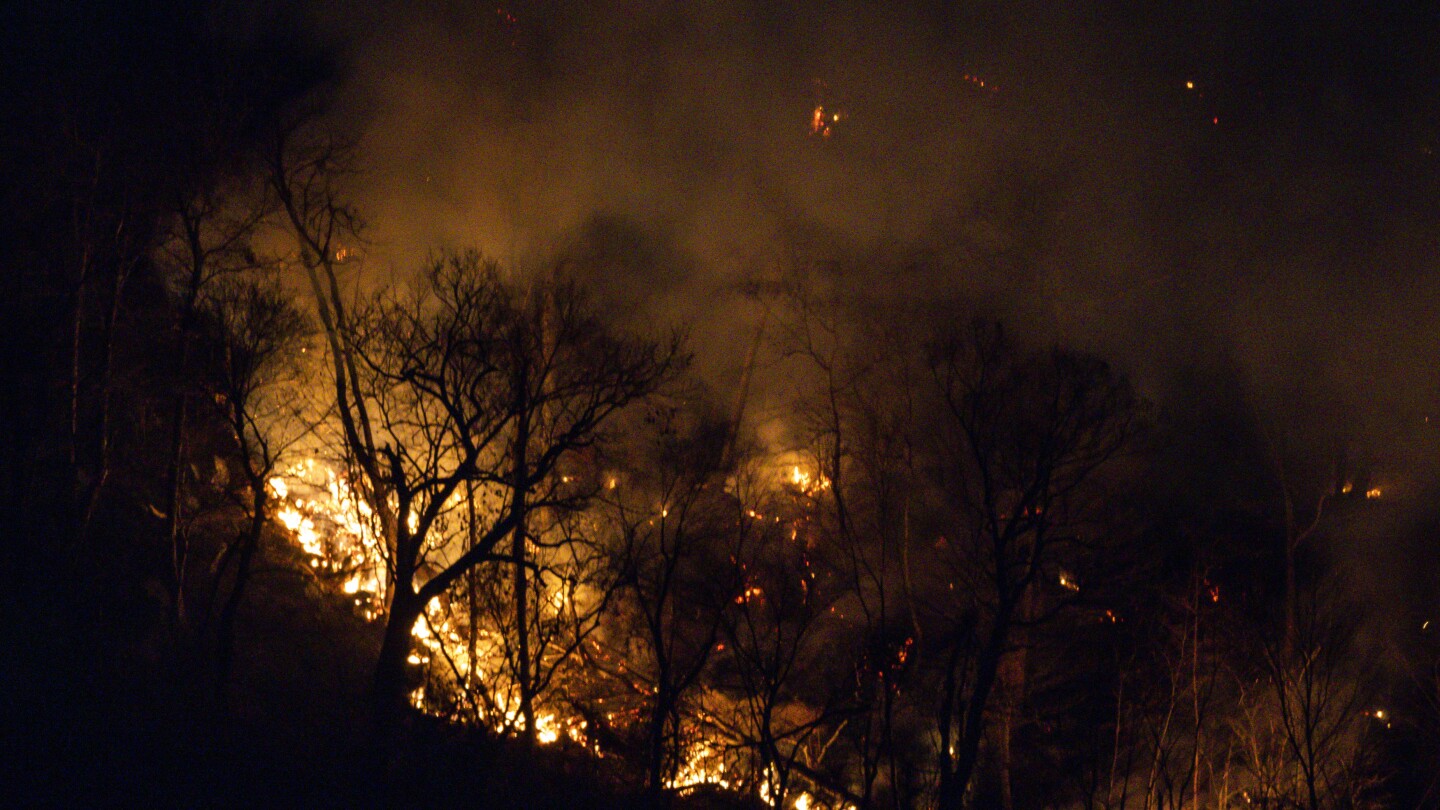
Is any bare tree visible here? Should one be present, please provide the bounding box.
[197,272,315,705]
[925,320,1138,809]
[1250,580,1369,810]
[154,170,274,628]
[262,156,686,735]
[380,257,674,732]
[62,134,157,543]
[721,474,849,809]
[1103,571,1229,810]
[594,401,743,792]
[430,474,619,741]
[778,278,927,810]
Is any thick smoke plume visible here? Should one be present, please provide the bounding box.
[298,0,1440,625]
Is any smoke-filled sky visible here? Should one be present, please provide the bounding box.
[282,0,1440,487]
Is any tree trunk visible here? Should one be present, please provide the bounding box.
[998,588,1034,810]
[647,681,671,792]
[165,230,206,631]
[945,609,1013,810]
[511,390,536,745]
[68,257,88,471]
[165,391,190,627]
[79,254,130,542]
[936,644,962,809]
[374,588,424,735]
[214,483,265,708]
[465,480,483,720]
[999,697,1015,810]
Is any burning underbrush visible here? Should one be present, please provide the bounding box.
[266,457,851,810]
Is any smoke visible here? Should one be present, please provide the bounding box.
[276,0,1440,624]
[307,3,1143,401]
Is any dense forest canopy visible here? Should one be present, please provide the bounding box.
[4,1,1440,808]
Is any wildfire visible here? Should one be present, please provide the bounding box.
[269,456,848,808]
[788,465,831,496]
[266,459,608,752]
[269,461,386,595]
[671,741,737,793]
[275,503,322,557]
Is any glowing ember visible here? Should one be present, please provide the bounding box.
[809,106,843,138]
[1058,570,1080,591]
[961,73,997,93]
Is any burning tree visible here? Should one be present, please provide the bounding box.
[371,257,680,734]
